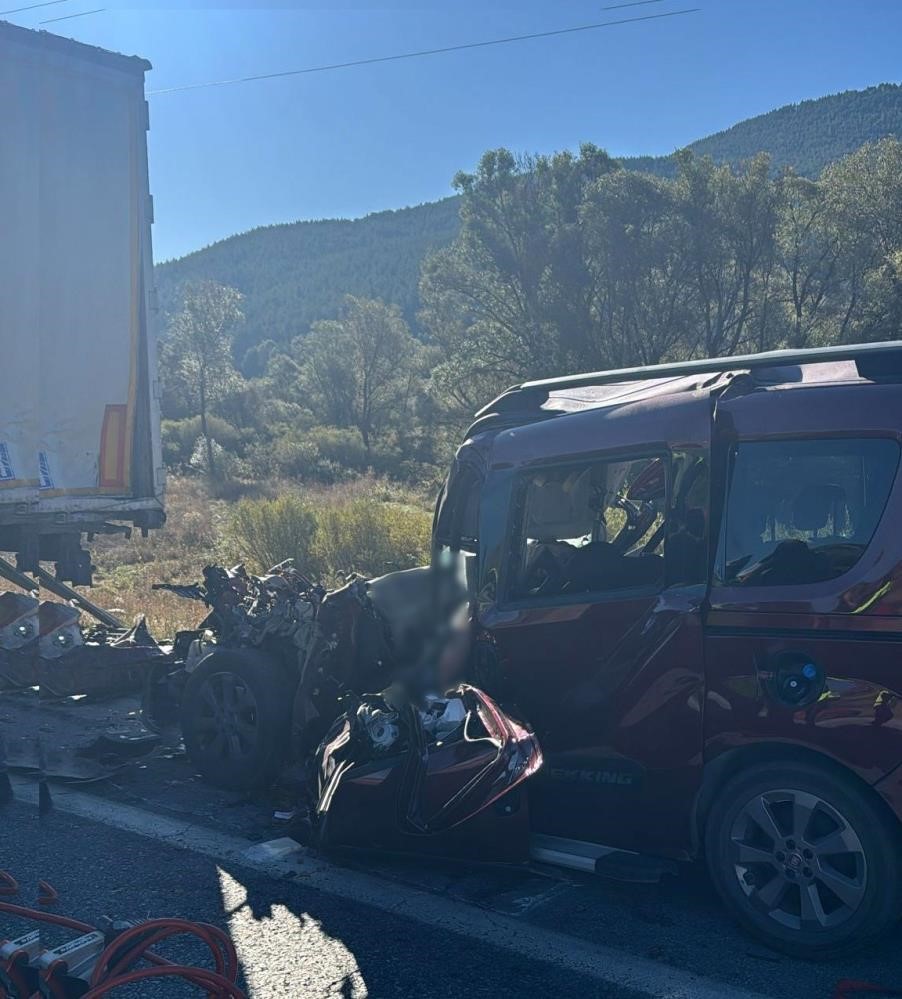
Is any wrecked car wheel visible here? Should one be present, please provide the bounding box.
[705,761,902,958]
[181,650,293,791]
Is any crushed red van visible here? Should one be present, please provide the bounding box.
[431,340,902,956]
[166,340,902,959]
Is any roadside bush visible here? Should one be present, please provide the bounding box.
[311,497,432,583]
[262,434,355,484]
[227,489,432,582]
[188,437,249,483]
[306,426,370,470]
[227,493,318,572]
[253,425,410,485]
[309,427,439,484]
[162,416,245,469]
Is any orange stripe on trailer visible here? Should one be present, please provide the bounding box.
[98,404,128,489]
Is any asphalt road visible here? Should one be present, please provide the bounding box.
[1,800,644,999]
[3,691,902,998]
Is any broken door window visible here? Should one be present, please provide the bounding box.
[510,455,668,599]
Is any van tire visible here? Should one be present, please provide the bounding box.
[705,760,902,958]
[181,649,293,791]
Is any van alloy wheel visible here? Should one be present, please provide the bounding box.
[193,671,260,762]
[181,649,294,790]
[706,762,902,957]
[729,788,868,932]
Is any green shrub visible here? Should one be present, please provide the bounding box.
[305,426,371,470]
[162,416,245,468]
[223,421,446,488]
[188,437,250,483]
[266,437,322,479]
[227,493,318,573]
[227,490,431,582]
[255,425,402,484]
[248,436,352,485]
[311,497,432,584]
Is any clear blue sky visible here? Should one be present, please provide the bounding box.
[8,0,901,261]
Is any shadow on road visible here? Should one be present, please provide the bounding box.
[3,789,902,999]
[1,799,646,998]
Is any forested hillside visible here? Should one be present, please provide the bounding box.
[625,83,902,177]
[159,136,902,500]
[155,197,461,363]
[155,83,902,372]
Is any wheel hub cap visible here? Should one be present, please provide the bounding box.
[194,671,260,761]
[729,788,868,932]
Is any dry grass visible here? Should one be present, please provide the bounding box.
[310,497,431,585]
[85,478,229,637]
[79,474,433,639]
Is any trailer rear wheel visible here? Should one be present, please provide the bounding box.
[181,650,293,791]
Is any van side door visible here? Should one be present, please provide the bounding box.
[476,438,710,858]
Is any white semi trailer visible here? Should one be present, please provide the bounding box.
[0,21,163,585]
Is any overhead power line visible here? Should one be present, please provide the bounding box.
[0,0,67,14]
[39,5,102,21]
[601,0,669,9]
[149,7,701,96]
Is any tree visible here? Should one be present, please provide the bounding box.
[420,144,620,412]
[421,145,786,416]
[163,281,243,479]
[674,152,778,357]
[582,170,695,366]
[773,173,843,348]
[820,138,902,340]
[302,296,423,451]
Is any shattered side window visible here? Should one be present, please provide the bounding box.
[510,455,668,600]
[434,464,482,601]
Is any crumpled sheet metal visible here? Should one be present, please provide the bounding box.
[155,560,324,666]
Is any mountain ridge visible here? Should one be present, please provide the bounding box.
[155,81,902,359]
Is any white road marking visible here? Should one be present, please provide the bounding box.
[13,779,768,999]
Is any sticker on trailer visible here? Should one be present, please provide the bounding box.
[38,451,54,490]
[0,443,14,481]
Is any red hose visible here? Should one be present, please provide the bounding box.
[0,900,92,934]
[0,898,246,999]
[90,917,238,985]
[83,965,245,998]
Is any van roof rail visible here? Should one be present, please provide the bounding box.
[518,340,902,394]
[466,341,902,435]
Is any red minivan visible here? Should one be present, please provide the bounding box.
[174,340,902,957]
[430,340,902,957]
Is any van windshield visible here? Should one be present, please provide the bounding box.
[722,438,900,587]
